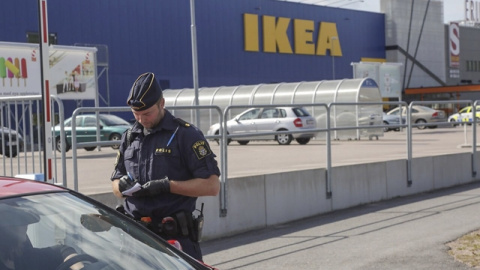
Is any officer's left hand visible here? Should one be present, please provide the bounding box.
[132,177,170,197]
[118,175,135,193]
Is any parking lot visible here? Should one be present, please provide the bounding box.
[10,125,475,195]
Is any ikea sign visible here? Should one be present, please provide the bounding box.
[243,13,343,57]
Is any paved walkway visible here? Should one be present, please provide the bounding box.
[202,181,480,269]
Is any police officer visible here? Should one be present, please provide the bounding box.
[111,72,220,261]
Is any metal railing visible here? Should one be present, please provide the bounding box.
[2,97,480,218]
[69,106,135,191]
[210,101,478,215]
[0,95,44,177]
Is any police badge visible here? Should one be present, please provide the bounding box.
[192,140,212,159]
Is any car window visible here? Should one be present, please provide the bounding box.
[272,109,280,118]
[260,109,277,119]
[292,107,311,117]
[418,106,433,112]
[279,109,286,118]
[101,115,130,126]
[83,117,97,127]
[75,117,82,127]
[64,119,72,127]
[239,109,261,121]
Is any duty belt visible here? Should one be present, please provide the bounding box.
[121,203,204,242]
[140,207,203,242]
[140,211,191,238]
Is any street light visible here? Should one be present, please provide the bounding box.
[331,36,338,79]
[330,36,339,139]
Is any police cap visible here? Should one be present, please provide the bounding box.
[127,72,163,111]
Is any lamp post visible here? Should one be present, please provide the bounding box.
[331,36,338,80]
[190,0,200,128]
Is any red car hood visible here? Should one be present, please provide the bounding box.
[0,177,64,197]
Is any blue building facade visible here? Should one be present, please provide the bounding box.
[0,0,385,116]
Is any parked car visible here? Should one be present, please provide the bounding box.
[386,105,446,130]
[0,127,24,157]
[207,107,316,145]
[0,176,216,269]
[54,114,131,152]
[447,105,480,126]
[382,113,406,132]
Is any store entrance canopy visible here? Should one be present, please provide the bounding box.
[163,78,383,139]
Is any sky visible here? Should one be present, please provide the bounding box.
[284,0,465,24]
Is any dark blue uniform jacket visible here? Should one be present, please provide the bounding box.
[111,110,220,220]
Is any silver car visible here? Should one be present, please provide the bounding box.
[386,105,446,130]
[382,113,406,132]
[207,107,316,145]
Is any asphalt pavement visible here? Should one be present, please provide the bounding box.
[202,181,480,269]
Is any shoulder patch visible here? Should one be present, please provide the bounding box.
[192,140,212,160]
[174,117,191,127]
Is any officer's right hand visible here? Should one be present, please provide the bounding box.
[132,177,170,197]
[118,175,134,193]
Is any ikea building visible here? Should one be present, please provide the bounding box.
[2,0,478,121]
[0,0,385,114]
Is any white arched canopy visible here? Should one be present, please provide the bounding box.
[163,78,383,139]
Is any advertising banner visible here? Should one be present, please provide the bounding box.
[352,62,378,83]
[0,42,97,99]
[352,62,402,99]
[466,0,480,22]
[449,22,460,68]
[378,63,402,98]
[0,42,41,96]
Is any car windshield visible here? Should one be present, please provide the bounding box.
[100,115,131,126]
[459,107,470,113]
[0,192,199,270]
[292,107,311,117]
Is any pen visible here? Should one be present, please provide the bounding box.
[166,126,179,147]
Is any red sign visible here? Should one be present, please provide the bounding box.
[449,22,460,68]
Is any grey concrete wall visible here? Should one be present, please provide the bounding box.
[89,152,479,241]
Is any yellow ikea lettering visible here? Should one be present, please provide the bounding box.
[316,22,342,56]
[243,13,342,57]
[294,19,315,55]
[244,13,259,52]
[263,15,293,53]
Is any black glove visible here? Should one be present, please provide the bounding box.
[118,175,135,193]
[132,177,170,197]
